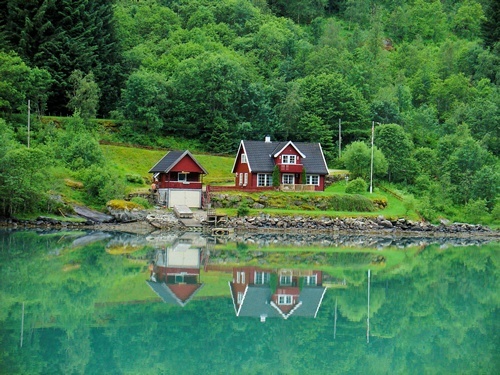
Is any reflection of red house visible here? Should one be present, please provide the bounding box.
[146,244,203,307]
[149,150,208,208]
[229,267,326,320]
[231,137,329,191]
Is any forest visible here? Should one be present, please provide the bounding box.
[0,0,498,224]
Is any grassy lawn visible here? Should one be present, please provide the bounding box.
[197,270,233,298]
[97,268,159,303]
[100,144,235,188]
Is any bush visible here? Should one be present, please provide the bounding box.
[237,201,250,217]
[126,174,145,184]
[465,199,488,223]
[345,178,368,194]
[130,197,152,209]
[108,199,144,210]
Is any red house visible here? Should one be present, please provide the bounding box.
[146,243,204,307]
[231,137,329,191]
[229,266,326,320]
[149,150,208,208]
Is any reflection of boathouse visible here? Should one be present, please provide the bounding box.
[146,238,205,306]
[229,267,327,320]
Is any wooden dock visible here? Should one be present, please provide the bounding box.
[206,209,228,226]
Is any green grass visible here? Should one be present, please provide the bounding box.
[97,267,158,303]
[196,270,233,298]
[100,144,235,188]
[214,185,419,220]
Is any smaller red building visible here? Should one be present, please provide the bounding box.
[231,137,329,191]
[149,150,208,208]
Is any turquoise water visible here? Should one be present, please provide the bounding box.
[0,230,498,374]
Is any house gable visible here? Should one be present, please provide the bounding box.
[149,150,208,174]
[273,141,306,159]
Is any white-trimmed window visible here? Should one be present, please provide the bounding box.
[278,295,293,305]
[280,275,292,285]
[282,155,296,164]
[244,173,248,186]
[239,172,243,186]
[282,174,294,184]
[255,271,270,284]
[304,275,317,286]
[178,173,187,182]
[257,173,272,187]
[306,175,319,185]
[241,154,247,163]
[237,292,244,304]
[236,271,245,284]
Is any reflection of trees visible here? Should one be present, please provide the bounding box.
[0,231,497,374]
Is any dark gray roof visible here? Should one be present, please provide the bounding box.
[149,150,208,174]
[236,140,328,174]
[289,287,327,318]
[233,284,327,319]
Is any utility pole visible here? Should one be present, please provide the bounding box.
[27,100,31,148]
[338,119,342,159]
[370,121,374,193]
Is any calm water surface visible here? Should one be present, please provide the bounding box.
[0,229,498,374]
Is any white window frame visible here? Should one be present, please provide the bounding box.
[280,275,292,286]
[306,175,320,186]
[257,173,272,187]
[237,292,244,304]
[243,173,248,186]
[241,154,247,163]
[254,271,270,285]
[239,172,243,186]
[304,275,317,286]
[178,173,187,182]
[277,295,293,305]
[282,174,294,185]
[282,155,296,164]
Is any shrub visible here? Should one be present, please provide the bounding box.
[126,174,145,184]
[130,197,152,209]
[108,199,144,210]
[465,199,488,223]
[345,178,368,194]
[237,201,250,217]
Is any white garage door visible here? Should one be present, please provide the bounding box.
[168,190,202,208]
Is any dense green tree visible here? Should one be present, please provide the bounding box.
[342,140,388,182]
[54,115,104,170]
[482,0,500,48]
[451,0,486,40]
[165,51,261,142]
[120,69,168,134]
[284,73,370,148]
[0,51,30,113]
[375,124,417,183]
[67,70,101,120]
[0,146,49,216]
[0,0,124,116]
[438,125,496,205]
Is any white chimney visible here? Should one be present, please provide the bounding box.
[265,136,271,143]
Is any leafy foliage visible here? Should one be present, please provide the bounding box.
[345,177,368,194]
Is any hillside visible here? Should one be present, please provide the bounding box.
[0,0,498,225]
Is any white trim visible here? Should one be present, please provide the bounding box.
[273,141,306,158]
[317,142,329,173]
[306,174,320,186]
[314,288,327,318]
[282,174,295,185]
[231,141,253,173]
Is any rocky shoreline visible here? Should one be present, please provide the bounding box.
[0,209,498,240]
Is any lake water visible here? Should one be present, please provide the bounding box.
[0,229,498,374]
